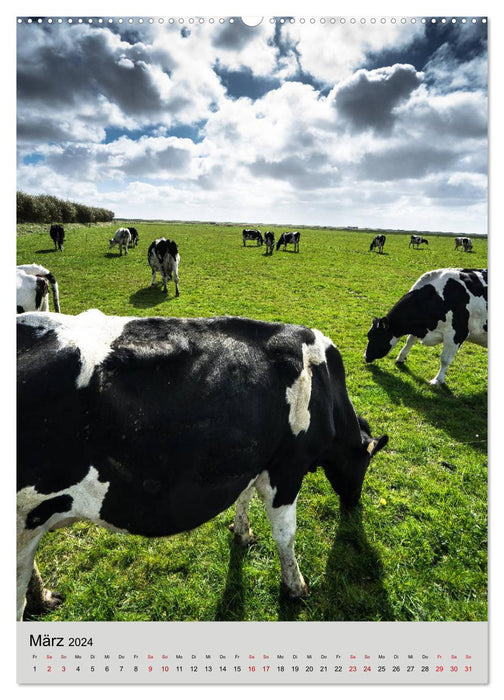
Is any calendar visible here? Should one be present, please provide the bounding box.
[16,13,489,687]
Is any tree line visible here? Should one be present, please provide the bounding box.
[17,191,115,224]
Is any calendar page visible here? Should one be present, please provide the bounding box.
[16,13,489,686]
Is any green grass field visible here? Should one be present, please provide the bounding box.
[17,222,488,622]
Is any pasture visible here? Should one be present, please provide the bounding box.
[16,222,488,622]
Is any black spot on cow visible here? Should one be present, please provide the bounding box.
[26,494,73,529]
[460,269,488,300]
[443,278,470,345]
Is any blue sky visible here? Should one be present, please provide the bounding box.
[16,15,488,233]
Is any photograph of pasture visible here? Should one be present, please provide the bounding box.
[17,17,487,623]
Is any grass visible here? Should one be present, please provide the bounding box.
[17,222,488,621]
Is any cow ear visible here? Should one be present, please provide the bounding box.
[366,434,389,456]
[379,317,389,330]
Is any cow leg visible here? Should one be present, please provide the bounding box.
[17,530,43,620]
[24,562,63,618]
[254,475,307,598]
[430,339,460,385]
[396,334,418,364]
[151,270,156,287]
[231,485,255,545]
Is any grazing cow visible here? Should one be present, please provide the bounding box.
[276,231,300,253]
[369,235,386,253]
[17,310,388,619]
[16,264,61,313]
[365,268,487,385]
[409,235,429,249]
[243,229,264,246]
[49,224,65,252]
[148,237,180,296]
[109,228,131,256]
[264,231,275,255]
[127,227,139,248]
[455,236,473,252]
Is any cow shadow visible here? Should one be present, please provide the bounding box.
[129,286,178,308]
[213,538,249,621]
[366,364,487,452]
[34,248,57,254]
[278,504,393,621]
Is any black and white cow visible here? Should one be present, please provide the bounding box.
[148,237,180,296]
[243,229,264,246]
[276,231,300,252]
[49,224,65,252]
[409,235,428,248]
[365,268,487,385]
[127,227,139,248]
[369,235,386,253]
[16,264,61,314]
[264,231,275,255]
[17,310,388,619]
[109,227,132,256]
[455,236,473,252]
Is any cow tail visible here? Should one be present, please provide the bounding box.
[45,273,61,313]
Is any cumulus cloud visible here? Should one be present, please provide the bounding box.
[332,64,423,133]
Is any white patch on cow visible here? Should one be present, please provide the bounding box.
[18,309,131,388]
[285,329,333,436]
[17,466,118,533]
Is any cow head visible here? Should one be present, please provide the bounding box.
[109,238,115,248]
[364,316,397,362]
[323,416,388,507]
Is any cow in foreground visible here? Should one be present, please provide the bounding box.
[17,310,388,619]
[243,229,263,246]
[369,235,386,253]
[365,268,487,385]
[264,231,275,255]
[148,237,180,296]
[49,224,65,252]
[127,227,139,248]
[109,228,131,256]
[276,231,300,252]
[455,236,473,252]
[16,264,61,313]
[409,235,428,249]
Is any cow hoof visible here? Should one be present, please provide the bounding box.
[395,359,406,366]
[24,589,64,618]
[429,378,443,386]
[282,581,309,600]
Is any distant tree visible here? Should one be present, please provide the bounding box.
[16,191,115,224]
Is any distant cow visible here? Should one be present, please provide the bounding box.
[365,268,487,385]
[409,235,428,248]
[127,227,139,248]
[49,224,65,252]
[455,237,473,252]
[109,228,131,256]
[17,310,388,619]
[369,235,386,253]
[243,229,263,246]
[276,231,300,252]
[148,237,180,296]
[264,231,275,255]
[17,263,61,313]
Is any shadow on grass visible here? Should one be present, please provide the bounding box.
[367,363,487,451]
[278,504,394,621]
[213,539,249,621]
[34,248,57,254]
[129,286,177,308]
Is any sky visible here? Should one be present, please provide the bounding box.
[16,15,488,234]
